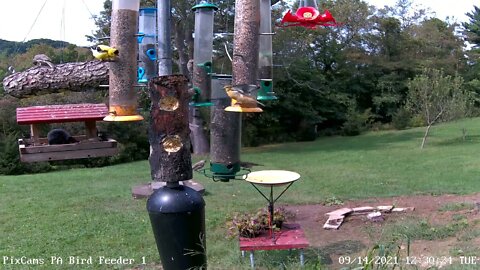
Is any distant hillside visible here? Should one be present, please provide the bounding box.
[0,39,75,55]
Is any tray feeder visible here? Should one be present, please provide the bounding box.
[244,170,301,239]
[280,7,337,29]
[16,103,119,163]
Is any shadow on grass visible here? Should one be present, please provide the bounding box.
[250,131,425,154]
[431,135,480,147]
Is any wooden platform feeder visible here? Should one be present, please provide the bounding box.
[16,103,119,163]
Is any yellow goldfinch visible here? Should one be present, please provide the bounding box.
[224,85,264,107]
[91,45,119,61]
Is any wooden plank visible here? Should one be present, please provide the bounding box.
[85,121,97,139]
[19,140,117,154]
[16,103,108,125]
[30,124,41,145]
[239,224,309,251]
[19,147,119,163]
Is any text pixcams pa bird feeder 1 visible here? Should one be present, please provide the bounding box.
[104,0,144,122]
[280,0,337,29]
[138,8,157,84]
[190,1,218,107]
[258,0,277,101]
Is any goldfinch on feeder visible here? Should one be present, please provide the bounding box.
[224,85,264,107]
[91,45,119,61]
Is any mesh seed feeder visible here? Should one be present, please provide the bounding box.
[194,74,251,181]
[257,0,277,101]
[105,0,144,121]
[190,1,218,107]
[138,8,157,83]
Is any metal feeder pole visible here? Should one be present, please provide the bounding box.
[104,0,144,122]
[157,0,172,76]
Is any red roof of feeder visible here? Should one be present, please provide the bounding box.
[16,103,108,125]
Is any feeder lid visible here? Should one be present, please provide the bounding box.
[244,170,300,186]
[139,7,157,14]
[192,1,218,11]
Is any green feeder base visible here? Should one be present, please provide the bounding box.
[198,162,250,182]
[257,80,278,101]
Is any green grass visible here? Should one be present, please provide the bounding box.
[2,118,480,269]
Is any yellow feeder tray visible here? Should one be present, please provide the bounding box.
[224,99,263,113]
[244,170,300,187]
[225,105,263,113]
[103,105,144,122]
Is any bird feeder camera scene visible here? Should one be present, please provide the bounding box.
[2,0,480,269]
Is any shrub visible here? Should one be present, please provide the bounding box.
[391,108,412,130]
[341,108,374,136]
[226,207,295,238]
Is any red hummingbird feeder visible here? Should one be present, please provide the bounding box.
[280,6,337,29]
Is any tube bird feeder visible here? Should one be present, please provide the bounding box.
[138,8,157,83]
[191,1,218,107]
[208,74,243,181]
[227,0,263,113]
[257,0,277,101]
[104,0,144,122]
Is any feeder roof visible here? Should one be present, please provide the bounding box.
[192,2,218,11]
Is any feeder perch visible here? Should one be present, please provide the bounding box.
[280,8,337,29]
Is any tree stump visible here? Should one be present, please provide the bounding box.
[149,75,192,183]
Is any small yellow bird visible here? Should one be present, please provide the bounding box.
[91,45,119,61]
[224,85,264,107]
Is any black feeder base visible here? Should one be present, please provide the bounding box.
[146,184,206,270]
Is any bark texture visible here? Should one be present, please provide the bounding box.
[3,61,109,98]
[149,75,192,182]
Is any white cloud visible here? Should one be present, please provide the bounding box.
[0,0,104,46]
[366,0,477,23]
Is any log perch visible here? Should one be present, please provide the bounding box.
[149,74,192,183]
[2,61,109,98]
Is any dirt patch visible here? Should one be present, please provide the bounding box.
[283,193,480,269]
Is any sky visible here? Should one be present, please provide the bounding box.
[0,0,478,47]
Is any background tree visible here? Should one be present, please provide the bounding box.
[405,68,472,149]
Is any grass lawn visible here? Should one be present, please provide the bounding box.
[1,118,480,269]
